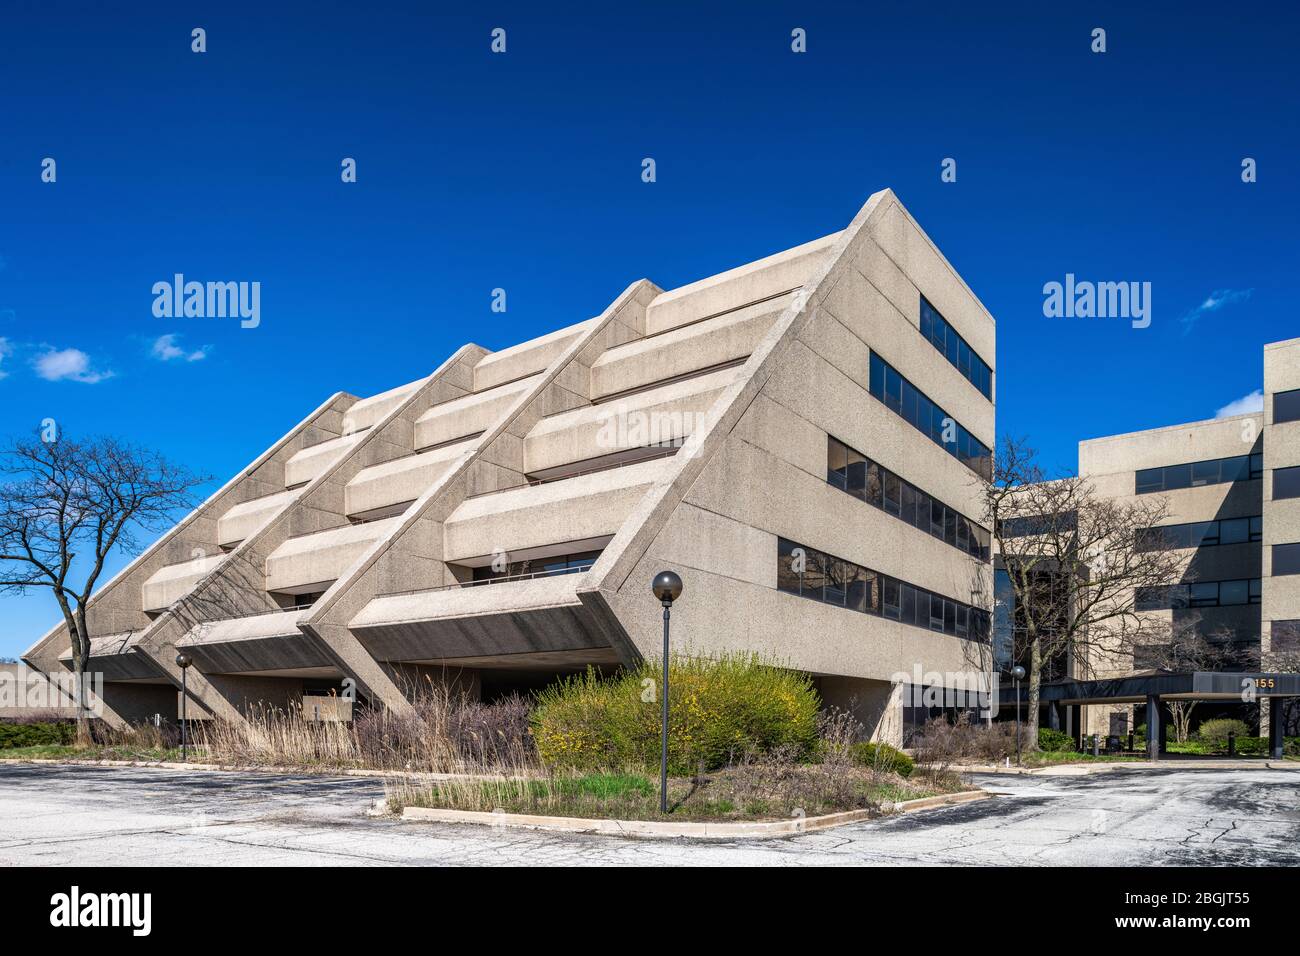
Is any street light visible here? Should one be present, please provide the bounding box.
[1010,665,1026,766]
[175,652,193,761]
[651,570,683,814]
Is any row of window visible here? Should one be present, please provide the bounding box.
[1275,388,1300,425]
[1135,578,1262,610]
[868,352,993,480]
[1135,453,1263,494]
[919,296,993,400]
[1275,542,1300,577]
[1135,516,1263,551]
[776,538,991,642]
[471,550,601,582]
[997,512,1077,538]
[826,436,991,560]
[1277,465,1300,501]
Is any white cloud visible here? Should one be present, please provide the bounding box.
[1215,388,1264,419]
[0,337,11,380]
[33,347,113,384]
[1180,288,1253,334]
[151,333,209,363]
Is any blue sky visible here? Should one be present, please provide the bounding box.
[1,1,1295,656]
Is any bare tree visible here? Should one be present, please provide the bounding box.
[1133,622,1255,742]
[978,437,1185,746]
[1263,630,1300,736]
[0,431,207,743]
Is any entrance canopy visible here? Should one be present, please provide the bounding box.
[1006,671,1297,760]
[1025,671,1300,707]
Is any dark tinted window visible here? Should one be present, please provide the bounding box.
[1219,579,1249,606]
[869,352,991,480]
[1275,388,1300,425]
[1137,516,1262,551]
[918,295,993,400]
[825,435,991,560]
[1136,454,1262,494]
[1276,465,1300,500]
[775,537,988,642]
[1219,518,1249,545]
[1274,543,1300,577]
[1273,620,1300,652]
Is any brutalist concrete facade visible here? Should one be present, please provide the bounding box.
[1065,338,1300,736]
[18,191,999,743]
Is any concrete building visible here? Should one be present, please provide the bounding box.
[16,189,999,745]
[1006,337,1300,739]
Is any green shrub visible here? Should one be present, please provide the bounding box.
[1038,728,1076,752]
[1196,718,1252,752]
[530,654,820,774]
[849,741,914,777]
[1232,736,1268,756]
[0,721,76,749]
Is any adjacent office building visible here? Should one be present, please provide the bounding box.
[18,190,998,745]
[996,337,1300,739]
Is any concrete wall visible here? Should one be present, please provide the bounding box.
[1264,337,1300,654]
[588,190,997,726]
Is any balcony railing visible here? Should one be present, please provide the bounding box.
[378,561,596,598]
[461,447,678,501]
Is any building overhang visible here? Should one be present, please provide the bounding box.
[1008,671,1300,706]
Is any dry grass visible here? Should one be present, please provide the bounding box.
[194,684,536,773]
[384,706,969,822]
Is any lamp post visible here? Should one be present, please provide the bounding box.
[175,653,193,761]
[651,570,683,814]
[1010,665,1026,766]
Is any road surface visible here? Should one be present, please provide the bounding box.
[0,762,1296,866]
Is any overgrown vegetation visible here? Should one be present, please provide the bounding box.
[1037,728,1075,752]
[390,704,956,822]
[195,685,533,772]
[1195,718,1253,751]
[6,656,981,822]
[849,741,914,777]
[0,721,76,749]
[530,655,820,774]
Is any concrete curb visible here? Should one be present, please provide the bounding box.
[0,756,511,782]
[398,789,990,840]
[958,759,1300,776]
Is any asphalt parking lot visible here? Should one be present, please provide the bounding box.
[0,762,1297,866]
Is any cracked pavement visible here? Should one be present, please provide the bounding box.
[0,763,1297,866]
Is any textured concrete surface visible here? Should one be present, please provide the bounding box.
[1,765,1296,867]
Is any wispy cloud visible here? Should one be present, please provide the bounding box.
[0,337,11,380]
[1215,388,1264,419]
[1180,288,1253,335]
[33,347,114,384]
[151,333,210,363]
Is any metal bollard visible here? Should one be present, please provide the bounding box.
[1228,731,1236,756]
[1092,733,1100,756]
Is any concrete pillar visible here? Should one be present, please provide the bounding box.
[1048,700,1061,731]
[1146,694,1160,761]
[1270,698,1286,760]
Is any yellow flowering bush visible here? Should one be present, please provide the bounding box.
[530,654,820,774]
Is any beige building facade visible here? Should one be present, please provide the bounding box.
[1062,337,1300,737]
[16,190,999,745]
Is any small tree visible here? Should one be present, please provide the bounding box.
[979,437,1185,746]
[0,431,206,743]
[1133,623,1254,742]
